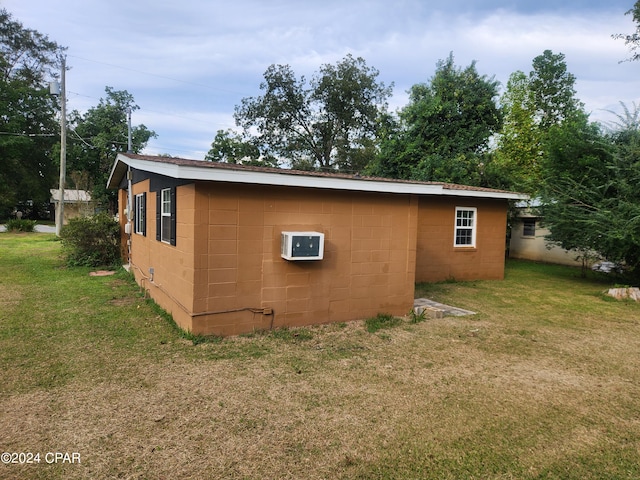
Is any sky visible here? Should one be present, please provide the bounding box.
[3,0,639,159]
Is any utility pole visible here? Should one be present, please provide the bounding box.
[126,106,133,260]
[127,107,132,153]
[55,55,67,237]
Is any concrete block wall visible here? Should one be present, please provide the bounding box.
[128,181,197,332]
[192,183,417,336]
[124,176,510,337]
[415,196,508,282]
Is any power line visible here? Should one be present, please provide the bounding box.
[69,128,95,148]
[0,132,55,137]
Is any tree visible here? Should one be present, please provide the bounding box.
[371,53,502,185]
[539,111,640,279]
[613,1,640,62]
[0,9,64,218]
[205,129,277,166]
[234,54,392,172]
[67,87,156,211]
[0,9,61,83]
[488,72,539,191]
[606,101,640,134]
[529,50,582,130]
[493,50,583,194]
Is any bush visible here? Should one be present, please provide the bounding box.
[4,219,37,232]
[60,213,121,267]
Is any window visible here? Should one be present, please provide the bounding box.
[161,188,171,243]
[522,218,536,237]
[156,187,176,246]
[454,207,476,247]
[134,193,146,235]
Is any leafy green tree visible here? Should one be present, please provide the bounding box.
[487,72,539,191]
[205,129,278,167]
[234,54,392,172]
[606,101,640,134]
[613,1,640,62]
[0,8,63,218]
[493,50,583,194]
[540,111,640,279]
[365,112,408,178]
[371,53,502,185]
[529,50,582,130]
[67,87,156,212]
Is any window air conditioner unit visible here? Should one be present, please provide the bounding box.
[281,231,325,261]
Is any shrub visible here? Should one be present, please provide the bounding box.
[60,213,121,267]
[4,219,37,232]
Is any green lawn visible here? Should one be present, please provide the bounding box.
[1,233,640,479]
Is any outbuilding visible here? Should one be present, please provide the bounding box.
[50,188,93,223]
[108,154,526,336]
[509,200,583,267]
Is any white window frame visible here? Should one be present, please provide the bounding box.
[134,193,145,235]
[161,188,172,244]
[454,207,477,248]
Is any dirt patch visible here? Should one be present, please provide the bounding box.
[89,271,116,277]
[108,297,137,307]
[0,285,22,309]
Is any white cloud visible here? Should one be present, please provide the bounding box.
[3,0,639,158]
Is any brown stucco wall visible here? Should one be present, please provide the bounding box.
[127,180,198,332]
[415,196,508,282]
[126,180,418,336]
[191,182,418,336]
[123,177,510,336]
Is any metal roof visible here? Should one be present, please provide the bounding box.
[50,189,92,203]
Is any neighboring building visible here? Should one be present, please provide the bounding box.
[50,189,93,224]
[509,201,582,267]
[107,154,526,336]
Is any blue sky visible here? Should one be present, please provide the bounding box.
[4,0,638,159]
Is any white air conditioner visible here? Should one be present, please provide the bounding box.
[281,231,325,261]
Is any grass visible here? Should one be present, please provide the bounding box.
[364,312,402,333]
[2,233,640,479]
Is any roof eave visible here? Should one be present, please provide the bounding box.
[106,155,130,189]
[108,154,527,201]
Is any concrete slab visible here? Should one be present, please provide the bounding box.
[413,298,476,317]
